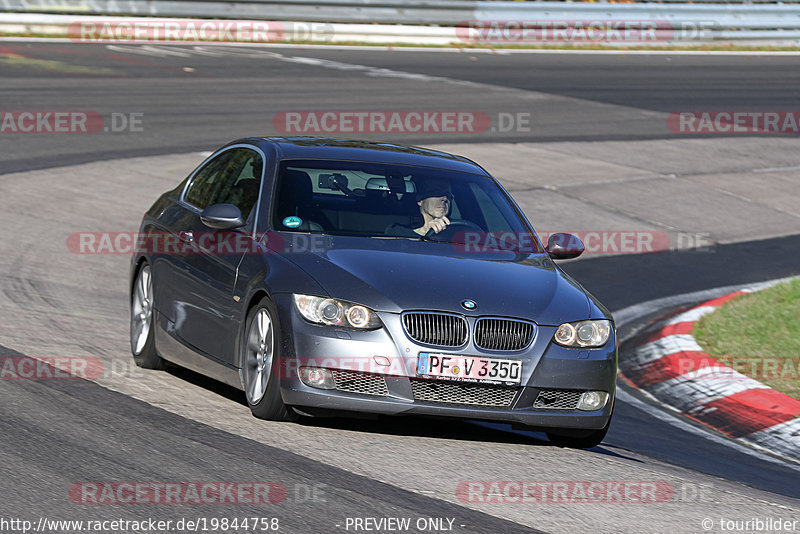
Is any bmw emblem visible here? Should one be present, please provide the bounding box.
[461,299,477,311]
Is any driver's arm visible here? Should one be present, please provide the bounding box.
[414,216,450,235]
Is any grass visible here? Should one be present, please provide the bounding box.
[693,277,800,400]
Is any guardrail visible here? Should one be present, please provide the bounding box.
[2,0,800,44]
[3,0,800,25]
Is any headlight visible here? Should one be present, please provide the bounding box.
[553,319,611,348]
[293,294,383,329]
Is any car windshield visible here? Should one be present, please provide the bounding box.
[271,159,543,252]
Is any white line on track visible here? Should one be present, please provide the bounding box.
[101,43,495,88]
[752,164,800,173]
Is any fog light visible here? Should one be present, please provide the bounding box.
[577,391,609,411]
[298,367,335,390]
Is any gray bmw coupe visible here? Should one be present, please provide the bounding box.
[130,137,616,448]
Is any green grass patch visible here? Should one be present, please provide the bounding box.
[694,277,800,400]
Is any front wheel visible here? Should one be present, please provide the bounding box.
[130,263,165,370]
[240,298,296,421]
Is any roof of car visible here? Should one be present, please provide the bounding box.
[246,136,491,176]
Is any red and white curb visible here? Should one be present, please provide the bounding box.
[619,285,800,463]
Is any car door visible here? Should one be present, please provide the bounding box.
[160,145,265,364]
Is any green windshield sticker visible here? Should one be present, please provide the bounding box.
[282,216,303,229]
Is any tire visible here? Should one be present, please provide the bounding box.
[130,263,166,370]
[240,297,297,421]
[545,417,611,449]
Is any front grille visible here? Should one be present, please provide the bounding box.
[533,389,582,410]
[410,379,518,407]
[403,312,468,347]
[475,318,535,351]
[331,370,388,396]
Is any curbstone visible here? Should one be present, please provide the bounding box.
[619,284,800,462]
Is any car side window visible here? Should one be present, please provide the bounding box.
[216,149,263,223]
[184,147,263,225]
[184,150,235,210]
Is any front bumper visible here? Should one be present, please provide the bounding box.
[273,294,617,431]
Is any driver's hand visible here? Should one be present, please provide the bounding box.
[428,216,450,234]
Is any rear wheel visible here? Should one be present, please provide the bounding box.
[241,298,296,421]
[130,263,165,369]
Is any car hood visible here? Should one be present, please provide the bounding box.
[277,235,591,325]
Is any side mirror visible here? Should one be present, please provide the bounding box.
[546,233,584,260]
[200,203,244,230]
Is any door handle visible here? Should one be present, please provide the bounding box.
[179,231,194,242]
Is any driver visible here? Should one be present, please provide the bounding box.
[385,180,452,237]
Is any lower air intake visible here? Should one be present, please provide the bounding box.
[533,389,582,410]
[410,379,517,407]
[331,370,388,396]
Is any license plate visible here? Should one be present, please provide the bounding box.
[416,353,522,385]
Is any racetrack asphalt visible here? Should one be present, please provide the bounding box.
[1,41,799,533]
[3,42,800,171]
